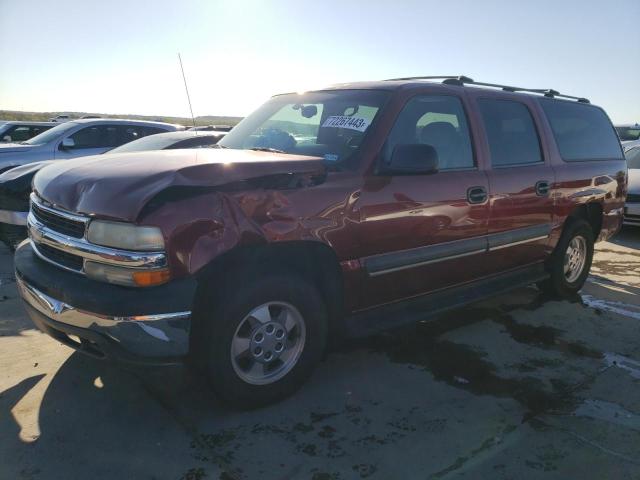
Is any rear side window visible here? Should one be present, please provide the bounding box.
[478,99,542,167]
[540,100,623,161]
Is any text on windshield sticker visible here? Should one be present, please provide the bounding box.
[321,116,370,132]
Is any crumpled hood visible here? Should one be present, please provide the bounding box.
[629,168,640,194]
[0,143,37,154]
[33,149,325,222]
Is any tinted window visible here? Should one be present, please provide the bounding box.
[139,126,168,137]
[70,125,120,148]
[626,147,640,169]
[383,95,474,170]
[616,126,640,141]
[541,100,623,161]
[478,99,542,167]
[4,126,32,142]
[109,133,181,153]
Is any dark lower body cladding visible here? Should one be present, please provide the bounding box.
[14,242,197,365]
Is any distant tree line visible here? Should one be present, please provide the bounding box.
[0,110,243,127]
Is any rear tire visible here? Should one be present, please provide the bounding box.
[191,270,328,409]
[537,219,594,298]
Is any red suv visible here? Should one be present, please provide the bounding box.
[15,76,627,408]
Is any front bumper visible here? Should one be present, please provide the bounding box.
[15,242,197,364]
[0,208,27,226]
[624,203,640,226]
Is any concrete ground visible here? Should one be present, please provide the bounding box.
[1,230,640,480]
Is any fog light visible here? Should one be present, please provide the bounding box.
[85,261,170,287]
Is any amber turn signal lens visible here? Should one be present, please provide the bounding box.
[132,269,171,287]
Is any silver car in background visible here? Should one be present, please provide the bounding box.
[624,145,640,227]
[0,118,183,173]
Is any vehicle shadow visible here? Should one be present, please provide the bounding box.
[0,286,623,479]
[0,289,572,479]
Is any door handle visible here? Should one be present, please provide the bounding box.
[467,186,488,204]
[535,180,551,196]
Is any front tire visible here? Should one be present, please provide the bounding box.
[538,219,594,298]
[192,271,328,409]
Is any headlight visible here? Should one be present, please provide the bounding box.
[87,220,164,251]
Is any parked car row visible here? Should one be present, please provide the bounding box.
[12,75,628,408]
[623,144,640,226]
[0,128,226,248]
[0,118,185,173]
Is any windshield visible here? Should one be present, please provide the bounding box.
[23,122,78,145]
[626,146,640,169]
[108,133,187,153]
[219,90,389,166]
[616,126,640,141]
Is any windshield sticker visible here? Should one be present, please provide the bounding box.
[324,153,339,162]
[321,116,370,132]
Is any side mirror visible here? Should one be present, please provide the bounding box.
[60,137,75,150]
[2,135,11,142]
[381,144,439,175]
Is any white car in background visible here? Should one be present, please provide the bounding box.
[48,114,72,123]
[624,145,640,227]
[0,118,182,173]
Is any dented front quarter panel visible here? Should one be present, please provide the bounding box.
[140,171,365,280]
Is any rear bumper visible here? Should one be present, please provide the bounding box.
[15,242,197,365]
[624,202,640,226]
[0,209,27,226]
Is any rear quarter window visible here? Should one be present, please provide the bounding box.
[540,100,623,161]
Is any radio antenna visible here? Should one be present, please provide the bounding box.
[178,53,197,131]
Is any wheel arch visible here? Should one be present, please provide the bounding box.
[566,201,603,240]
[194,240,346,343]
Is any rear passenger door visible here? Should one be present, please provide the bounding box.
[356,94,490,309]
[473,95,555,271]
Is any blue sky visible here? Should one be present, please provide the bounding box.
[1,0,638,122]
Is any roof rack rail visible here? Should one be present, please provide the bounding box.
[383,75,590,103]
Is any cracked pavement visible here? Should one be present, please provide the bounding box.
[1,229,640,479]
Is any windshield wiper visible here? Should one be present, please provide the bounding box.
[249,147,286,153]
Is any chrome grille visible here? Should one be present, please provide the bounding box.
[31,201,86,238]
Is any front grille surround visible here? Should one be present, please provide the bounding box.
[30,195,88,239]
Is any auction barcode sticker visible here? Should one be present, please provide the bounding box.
[321,116,369,132]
